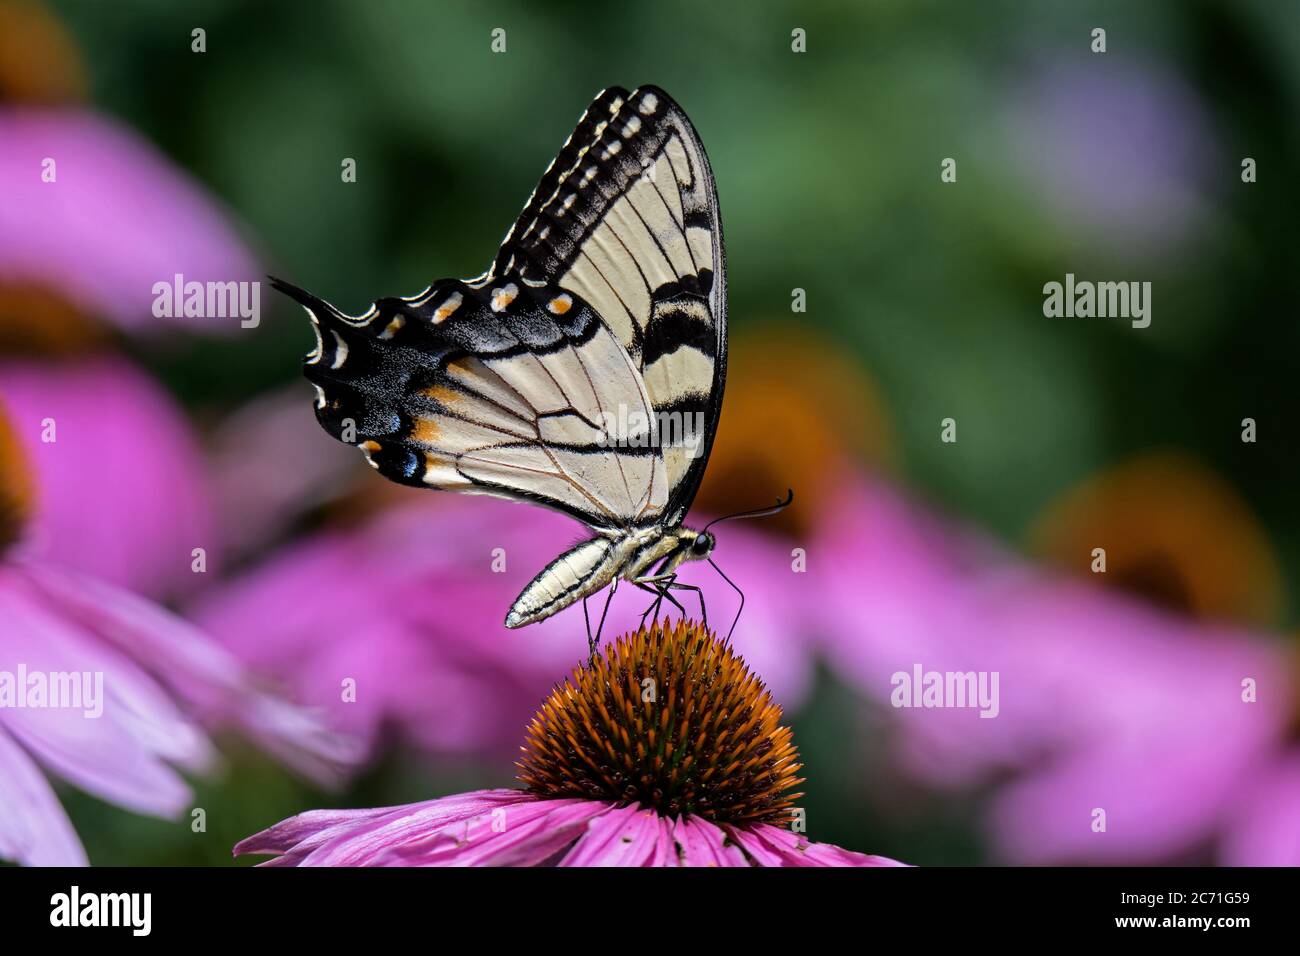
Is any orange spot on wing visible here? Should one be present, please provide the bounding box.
[410,416,440,445]
[421,385,461,407]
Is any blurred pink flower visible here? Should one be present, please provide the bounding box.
[0,356,215,599]
[192,494,814,763]
[979,582,1287,864]
[814,473,1292,864]
[0,108,259,332]
[1221,753,1300,866]
[0,385,356,866]
[0,555,356,866]
[208,384,358,559]
[234,788,904,867]
[813,475,1021,786]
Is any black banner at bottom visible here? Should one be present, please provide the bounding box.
[0,865,1284,941]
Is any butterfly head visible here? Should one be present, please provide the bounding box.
[687,529,716,560]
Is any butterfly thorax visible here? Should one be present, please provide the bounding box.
[620,525,713,582]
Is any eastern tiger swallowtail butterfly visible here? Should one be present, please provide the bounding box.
[272,85,754,644]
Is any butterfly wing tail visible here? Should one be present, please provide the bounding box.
[270,276,429,484]
[269,275,359,369]
[268,274,347,323]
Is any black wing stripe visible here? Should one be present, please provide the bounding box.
[488,87,631,282]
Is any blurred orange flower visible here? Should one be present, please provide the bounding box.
[1028,451,1282,626]
[693,322,895,537]
[0,402,34,550]
[0,0,86,104]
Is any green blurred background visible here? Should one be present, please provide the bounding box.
[40,0,1300,864]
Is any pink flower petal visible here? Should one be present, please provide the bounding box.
[670,815,749,867]
[234,804,429,866]
[238,790,612,867]
[726,823,908,867]
[235,790,907,868]
[18,559,359,785]
[0,727,87,866]
[0,569,208,816]
[385,797,614,867]
[0,108,259,331]
[1221,756,1300,866]
[0,357,215,600]
[558,804,670,866]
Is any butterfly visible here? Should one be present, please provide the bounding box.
[272,85,776,647]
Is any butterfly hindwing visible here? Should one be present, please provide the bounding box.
[487,85,727,526]
[276,276,669,529]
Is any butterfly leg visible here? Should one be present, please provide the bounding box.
[584,581,618,663]
[634,575,690,632]
[657,584,687,620]
[635,582,664,632]
[662,575,707,632]
[647,573,697,625]
[634,580,685,630]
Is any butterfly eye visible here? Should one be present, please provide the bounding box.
[691,532,714,557]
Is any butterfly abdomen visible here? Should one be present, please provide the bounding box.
[506,536,621,628]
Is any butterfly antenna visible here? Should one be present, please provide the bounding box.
[707,557,745,645]
[701,488,794,533]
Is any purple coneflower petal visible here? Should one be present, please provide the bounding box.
[815,472,1295,867]
[17,558,357,785]
[670,814,750,867]
[386,796,613,867]
[0,567,210,816]
[0,357,214,599]
[236,790,904,868]
[280,790,536,866]
[238,790,615,867]
[0,728,88,867]
[234,804,426,867]
[726,823,907,867]
[1221,756,1300,867]
[0,108,259,331]
[557,804,669,867]
[208,385,358,558]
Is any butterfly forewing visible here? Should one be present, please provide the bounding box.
[488,85,727,526]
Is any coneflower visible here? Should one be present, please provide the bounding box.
[235,620,905,866]
[0,401,354,866]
